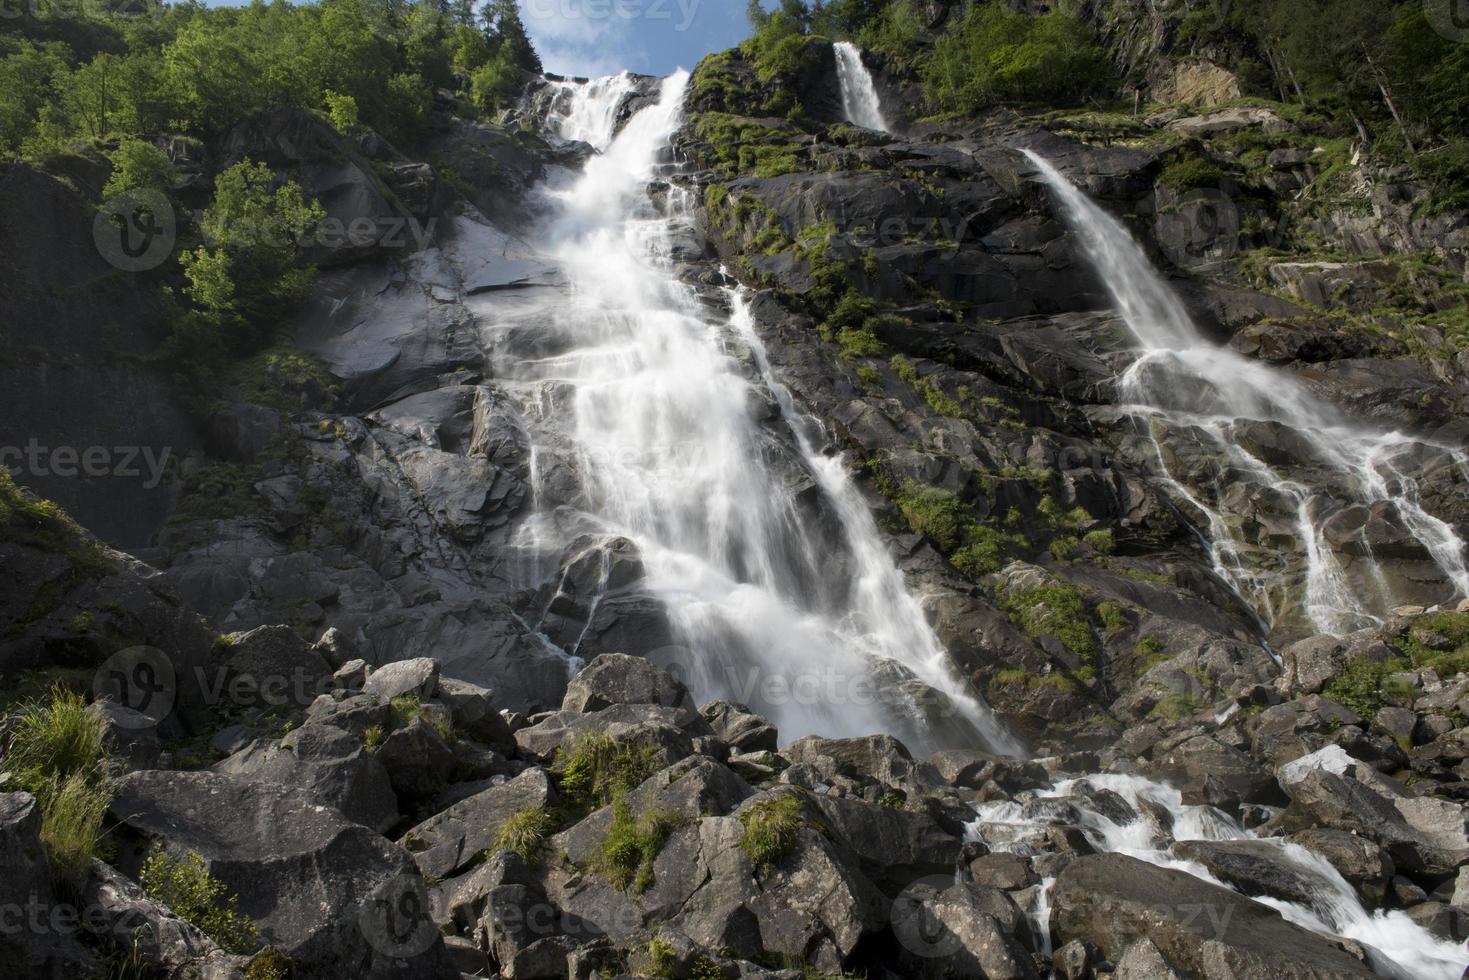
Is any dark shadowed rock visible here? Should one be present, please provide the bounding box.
[108,771,452,980]
[220,625,333,711]
[701,699,779,753]
[1051,853,1375,979]
[811,795,963,893]
[399,768,556,880]
[374,716,458,806]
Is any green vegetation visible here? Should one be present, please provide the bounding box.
[597,800,686,891]
[892,481,1024,578]
[1324,657,1414,717]
[692,113,808,179]
[1002,582,1099,674]
[140,846,260,954]
[1393,611,1469,675]
[102,138,178,198]
[738,793,811,870]
[1149,692,1203,720]
[0,685,115,885]
[1159,153,1227,193]
[0,471,113,576]
[553,733,664,815]
[491,806,555,860]
[1083,529,1116,556]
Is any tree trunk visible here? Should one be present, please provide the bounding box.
[1361,43,1415,153]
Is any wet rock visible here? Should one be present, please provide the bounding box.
[1405,901,1469,942]
[1051,853,1375,978]
[968,852,1039,891]
[1285,829,1393,906]
[1171,839,1328,912]
[927,749,1050,792]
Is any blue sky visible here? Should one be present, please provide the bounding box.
[522,0,754,78]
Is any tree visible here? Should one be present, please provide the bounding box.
[481,0,539,75]
[103,139,177,198]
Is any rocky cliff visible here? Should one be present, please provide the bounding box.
[2,15,1469,980]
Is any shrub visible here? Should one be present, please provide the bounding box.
[1003,583,1099,667]
[738,794,808,869]
[1159,154,1225,192]
[492,807,555,861]
[1393,612,1469,674]
[1083,529,1116,555]
[140,847,259,953]
[324,90,359,133]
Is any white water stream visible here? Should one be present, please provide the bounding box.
[501,73,1011,755]
[1022,150,1469,637]
[489,73,1465,979]
[833,41,889,133]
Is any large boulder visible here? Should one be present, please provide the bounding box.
[213,723,398,833]
[810,795,963,893]
[1051,854,1375,978]
[219,624,333,711]
[561,652,698,723]
[700,700,779,754]
[398,768,556,880]
[780,734,942,795]
[108,771,452,980]
[513,703,702,764]
[1142,734,1284,810]
[891,879,1037,979]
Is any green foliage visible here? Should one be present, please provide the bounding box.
[0,685,115,884]
[921,6,1112,114]
[693,113,808,179]
[738,793,808,869]
[1083,529,1116,555]
[228,343,339,413]
[181,159,324,352]
[1160,153,1225,192]
[1149,692,1202,720]
[140,846,259,954]
[893,481,1023,578]
[597,800,686,891]
[1392,612,1469,675]
[1003,583,1099,668]
[170,462,264,524]
[1096,600,1125,631]
[0,471,114,575]
[1324,657,1413,717]
[324,90,360,134]
[103,139,177,199]
[244,949,292,980]
[553,734,663,815]
[492,806,555,860]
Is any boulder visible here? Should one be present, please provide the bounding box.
[700,700,779,754]
[781,734,942,794]
[1286,829,1393,906]
[513,703,701,764]
[1143,734,1284,810]
[1171,839,1331,913]
[562,652,697,722]
[220,624,333,711]
[83,862,244,980]
[373,716,458,805]
[436,675,513,745]
[1112,937,1186,979]
[1051,854,1375,978]
[213,723,398,833]
[399,768,556,880]
[108,771,451,980]
[363,657,440,702]
[891,879,1037,978]
[811,795,963,893]
[1251,696,1362,768]
[926,749,1050,792]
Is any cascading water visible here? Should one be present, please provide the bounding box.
[1022,149,1469,638]
[495,74,1464,978]
[833,41,890,133]
[489,72,1011,755]
[541,72,640,148]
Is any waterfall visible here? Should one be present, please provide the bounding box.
[1022,149,1469,637]
[490,72,1011,755]
[543,72,641,149]
[833,42,890,133]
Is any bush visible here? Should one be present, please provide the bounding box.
[1083,529,1116,555]
[1160,154,1225,192]
[1003,583,1099,667]
[324,90,359,133]
[140,846,259,954]
[738,793,809,869]
[1392,612,1469,674]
